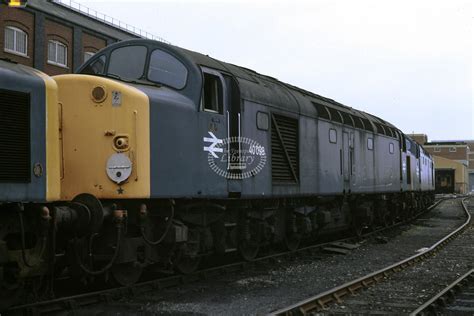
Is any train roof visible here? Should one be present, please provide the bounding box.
[79,39,400,136]
[171,44,399,130]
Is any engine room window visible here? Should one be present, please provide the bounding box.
[367,137,374,150]
[148,49,188,89]
[4,26,27,56]
[312,102,330,120]
[329,128,337,144]
[202,72,223,113]
[389,142,394,154]
[257,112,269,130]
[362,118,373,132]
[108,45,147,80]
[81,55,106,75]
[327,107,343,123]
[352,115,364,129]
[341,112,354,127]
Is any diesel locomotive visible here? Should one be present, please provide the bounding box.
[0,39,435,306]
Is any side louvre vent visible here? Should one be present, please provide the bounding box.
[0,89,31,183]
[271,113,299,183]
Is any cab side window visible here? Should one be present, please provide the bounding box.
[81,55,106,75]
[148,49,188,89]
[202,71,223,114]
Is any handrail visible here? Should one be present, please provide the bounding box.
[50,0,170,44]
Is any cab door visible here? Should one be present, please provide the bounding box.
[342,131,351,192]
[223,75,242,195]
[198,68,229,196]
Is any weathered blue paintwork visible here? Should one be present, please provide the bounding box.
[0,59,47,202]
[77,39,435,200]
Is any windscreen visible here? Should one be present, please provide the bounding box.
[108,45,147,80]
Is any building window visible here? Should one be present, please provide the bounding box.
[389,143,394,154]
[329,128,337,144]
[84,51,95,62]
[4,26,27,56]
[48,40,67,67]
[449,147,456,152]
[434,147,440,152]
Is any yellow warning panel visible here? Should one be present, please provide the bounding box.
[53,74,151,200]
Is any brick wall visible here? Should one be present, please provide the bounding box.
[82,31,106,63]
[409,134,428,145]
[0,4,35,67]
[469,160,474,169]
[426,146,469,161]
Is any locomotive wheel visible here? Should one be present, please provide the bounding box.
[352,218,366,238]
[174,255,201,274]
[111,262,143,286]
[239,240,260,261]
[0,278,23,310]
[284,233,301,251]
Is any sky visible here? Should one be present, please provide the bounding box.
[81,0,473,141]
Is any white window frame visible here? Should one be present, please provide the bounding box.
[200,67,226,114]
[4,26,28,57]
[367,137,374,150]
[389,142,394,154]
[47,40,68,68]
[329,128,337,144]
[84,51,95,62]
[449,147,456,152]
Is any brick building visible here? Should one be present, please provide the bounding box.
[408,133,473,192]
[1,0,166,75]
[465,140,474,191]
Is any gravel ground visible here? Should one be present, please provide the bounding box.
[74,198,468,316]
[327,197,474,315]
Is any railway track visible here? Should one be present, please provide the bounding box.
[411,268,474,315]
[270,197,472,315]
[6,200,445,315]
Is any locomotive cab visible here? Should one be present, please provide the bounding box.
[77,40,244,199]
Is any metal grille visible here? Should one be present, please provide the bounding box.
[271,113,299,183]
[0,89,31,183]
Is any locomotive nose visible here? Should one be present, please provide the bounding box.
[53,74,151,200]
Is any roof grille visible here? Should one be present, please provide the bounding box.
[0,89,31,183]
[271,113,299,184]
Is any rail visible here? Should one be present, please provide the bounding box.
[410,268,474,315]
[270,197,471,315]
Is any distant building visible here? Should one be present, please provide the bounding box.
[464,140,474,191]
[409,133,428,146]
[433,156,468,194]
[0,0,167,75]
[423,141,469,167]
[407,133,473,192]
